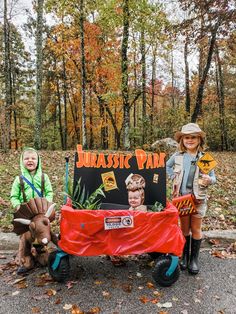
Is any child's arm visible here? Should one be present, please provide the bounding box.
[166,153,176,180]
[44,174,53,202]
[10,177,21,210]
[201,170,216,186]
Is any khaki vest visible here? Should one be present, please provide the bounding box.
[173,154,207,200]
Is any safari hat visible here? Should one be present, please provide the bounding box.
[174,123,205,143]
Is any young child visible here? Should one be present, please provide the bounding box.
[10,147,53,210]
[109,173,147,266]
[167,123,216,275]
[126,173,147,212]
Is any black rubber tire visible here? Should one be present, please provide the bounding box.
[48,250,70,282]
[148,252,163,260]
[152,255,180,287]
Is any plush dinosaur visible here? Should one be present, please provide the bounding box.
[12,197,58,274]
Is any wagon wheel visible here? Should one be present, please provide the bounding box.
[148,252,163,260]
[152,255,180,287]
[48,250,70,282]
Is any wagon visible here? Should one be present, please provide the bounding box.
[48,146,185,287]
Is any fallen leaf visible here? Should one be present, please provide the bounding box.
[45,289,57,296]
[12,278,26,285]
[139,295,149,304]
[71,304,83,314]
[31,307,41,313]
[209,239,220,246]
[63,304,73,310]
[17,281,28,289]
[122,283,133,293]
[12,291,20,296]
[55,298,61,304]
[86,307,101,313]
[153,290,162,297]
[102,291,110,298]
[146,282,155,289]
[66,281,78,289]
[157,302,173,308]
[150,298,159,304]
[94,280,103,285]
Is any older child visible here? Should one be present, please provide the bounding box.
[10,148,53,210]
[167,123,216,274]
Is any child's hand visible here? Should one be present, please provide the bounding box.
[201,174,212,186]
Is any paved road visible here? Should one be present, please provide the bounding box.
[0,249,235,314]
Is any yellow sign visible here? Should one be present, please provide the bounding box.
[101,171,118,191]
[197,153,217,174]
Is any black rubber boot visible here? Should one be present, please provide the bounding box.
[188,238,202,275]
[180,235,190,270]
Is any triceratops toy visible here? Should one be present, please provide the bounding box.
[12,197,58,274]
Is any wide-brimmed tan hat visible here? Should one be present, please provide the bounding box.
[174,123,206,143]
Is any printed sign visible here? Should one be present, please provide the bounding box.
[101,171,117,191]
[197,153,217,174]
[104,216,134,230]
[73,145,166,207]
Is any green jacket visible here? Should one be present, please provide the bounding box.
[10,148,53,209]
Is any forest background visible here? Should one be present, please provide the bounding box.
[0,1,236,231]
[1,0,236,151]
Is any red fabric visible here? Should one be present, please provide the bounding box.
[58,202,185,257]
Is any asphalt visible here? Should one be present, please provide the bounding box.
[0,229,235,251]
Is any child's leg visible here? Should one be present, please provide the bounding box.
[180,215,191,236]
[179,215,191,270]
[190,215,202,239]
[189,215,203,274]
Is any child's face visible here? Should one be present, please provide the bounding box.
[183,134,200,153]
[23,151,38,172]
[128,190,142,208]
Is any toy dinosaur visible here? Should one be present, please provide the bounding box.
[12,197,58,274]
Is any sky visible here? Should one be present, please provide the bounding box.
[1,0,197,88]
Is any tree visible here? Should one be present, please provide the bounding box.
[35,0,44,149]
[2,0,11,151]
[121,0,130,149]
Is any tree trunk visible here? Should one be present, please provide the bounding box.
[80,0,87,148]
[141,26,147,145]
[2,0,11,151]
[170,49,175,108]
[34,0,44,149]
[62,56,67,150]
[191,19,220,122]
[89,84,94,149]
[184,38,191,115]
[121,0,130,150]
[215,45,228,151]
[150,44,157,139]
